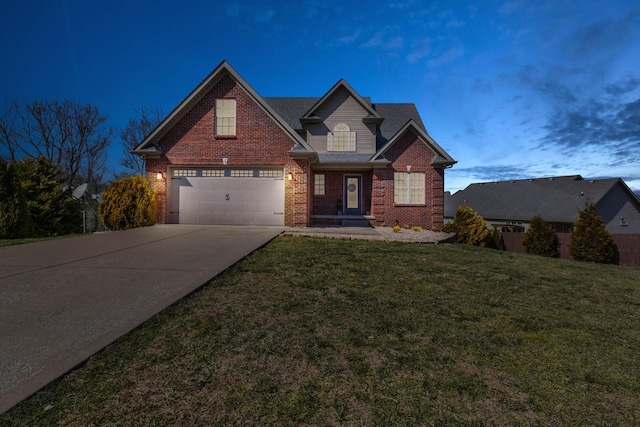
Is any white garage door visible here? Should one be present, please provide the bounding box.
[168,168,285,225]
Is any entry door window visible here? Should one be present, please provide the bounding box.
[344,176,361,214]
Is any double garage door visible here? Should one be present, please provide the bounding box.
[169,168,285,226]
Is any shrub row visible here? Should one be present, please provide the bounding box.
[447,201,615,264]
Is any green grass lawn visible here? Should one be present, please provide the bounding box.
[3,237,639,425]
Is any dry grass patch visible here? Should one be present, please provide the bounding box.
[2,237,640,425]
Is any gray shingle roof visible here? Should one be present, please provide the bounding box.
[446,175,625,223]
[263,97,317,130]
[264,97,427,150]
[317,154,377,164]
[373,103,426,146]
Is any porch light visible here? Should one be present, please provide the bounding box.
[156,172,163,181]
[222,157,228,165]
[406,165,412,172]
[288,173,293,181]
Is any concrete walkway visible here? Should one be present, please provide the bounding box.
[0,225,283,414]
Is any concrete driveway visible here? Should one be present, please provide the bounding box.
[0,225,283,414]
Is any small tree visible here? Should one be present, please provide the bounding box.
[569,200,615,264]
[98,176,157,230]
[17,157,82,236]
[523,214,558,257]
[452,203,490,246]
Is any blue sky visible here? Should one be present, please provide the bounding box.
[1,0,639,193]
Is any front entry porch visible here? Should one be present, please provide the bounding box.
[310,169,373,227]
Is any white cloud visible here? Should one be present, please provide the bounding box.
[383,36,403,50]
[339,30,361,44]
[361,32,384,48]
[427,44,465,68]
[407,38,430,63]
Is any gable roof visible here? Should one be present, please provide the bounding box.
[447,175,639,222]
[131,60,455,166]
[371,120,457,167]
[132,60,313,155]
[266,98,424,140]
[301,79,383,123]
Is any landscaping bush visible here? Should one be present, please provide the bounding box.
[451,203,490,246]
[569,200,615,264]
[98,176,157,230]
[523,214,558,257]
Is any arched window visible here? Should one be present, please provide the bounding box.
[327,123,356,151]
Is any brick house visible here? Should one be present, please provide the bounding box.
[133,61,456,229]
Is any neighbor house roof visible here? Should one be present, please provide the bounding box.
[446,175,638,223]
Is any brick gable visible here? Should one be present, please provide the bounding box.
[146,73,308,226]
[372,129,446,230]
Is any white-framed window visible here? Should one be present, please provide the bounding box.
[230,170,254,177]
[259,170,284,178]
[314,174,325,195]
[173,169,197,177]
[327,123,356,151]
[201,169,225,177]
[215,99,236,136]
[394,172,425,204]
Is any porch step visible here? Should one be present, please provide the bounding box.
[341,219,370,227]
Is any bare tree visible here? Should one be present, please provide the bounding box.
[120,105,164,175]
[0,100,21,162]
[21,99,113,187]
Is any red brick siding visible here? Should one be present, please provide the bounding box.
[145,73,308,226]
[372,130,445,230]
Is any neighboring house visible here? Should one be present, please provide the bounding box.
[445,175,640,234]
[132,60,456,229]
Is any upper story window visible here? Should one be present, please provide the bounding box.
[215,99,236,136]
[327,123,356,151]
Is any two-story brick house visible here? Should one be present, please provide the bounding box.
[133,61,456,229]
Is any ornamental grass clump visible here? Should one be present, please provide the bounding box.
[98,175,157,230]
[523,214,558,257]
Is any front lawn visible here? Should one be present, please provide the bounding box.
[3,237,639,425]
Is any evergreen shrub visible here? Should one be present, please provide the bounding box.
[0,159,35,239]
[523,214,558,257]
[17,157,82,236]
[569,200,615,264]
